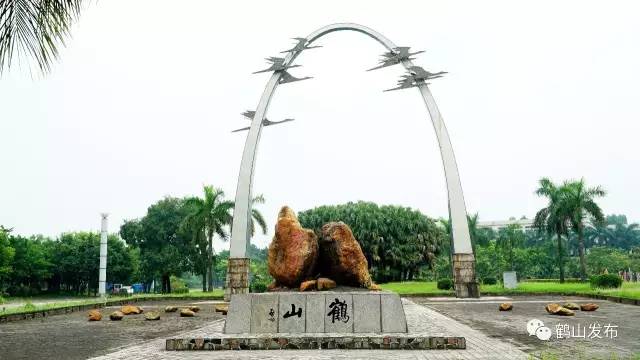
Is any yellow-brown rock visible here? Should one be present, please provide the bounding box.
[88,310,102,321]
[580,303,599,311]
[180,309,195,317]
[144,311,160,320]
[564,302,580,310]
[214,304,229,315]
[545,303,561,314]
[368,283,382,291]
[318,222,373,288]
[268,206,319,288]
[164,306,178,313]
[299,279,317,291]
[121,305,143,315]
[499,303,513,311]
[109,311,124,321]
[317,277,336,291]
[545,303,574,316]
[188,306,200,313]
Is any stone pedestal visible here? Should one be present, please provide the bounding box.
[224,258,250,302]
[224,290,408,334]
[452,253,479,298]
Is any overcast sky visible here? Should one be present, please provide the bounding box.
[1,0,639,250]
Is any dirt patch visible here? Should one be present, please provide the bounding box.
[0,300,225,360]
[413,295,640,359]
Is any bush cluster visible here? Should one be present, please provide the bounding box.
[482,277,497,285]
[437,278,453,290]
[590,274,622,289]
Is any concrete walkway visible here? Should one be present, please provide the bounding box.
[90,299,528,360]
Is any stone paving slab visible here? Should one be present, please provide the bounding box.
[89,299,528,360]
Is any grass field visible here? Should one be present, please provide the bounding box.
[0,289,224,316]
[380,281,640,300]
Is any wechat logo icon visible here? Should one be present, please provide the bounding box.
[527,319,552,341]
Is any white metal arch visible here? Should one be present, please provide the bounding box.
[228,23,476,296]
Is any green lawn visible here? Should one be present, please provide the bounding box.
[0,289,224,316]
[380,281,640,300]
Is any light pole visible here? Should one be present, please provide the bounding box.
[99,213,108,297]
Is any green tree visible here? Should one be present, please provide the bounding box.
[183,186,267,292]
[0,226,15,293]
[120,197,192,293]
[564,179,606,280]
[0,0,85,74]
[298,201,445,283]
[7,234,51,294]
[534,178,571,283]
[497,224,524,271]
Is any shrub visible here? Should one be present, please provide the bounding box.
[250,280,269,293]
[437,278,453,290]
[482,277,497,285]
[0,296,5,305]
[590,274,622,289]
[172,287,189,294]
[23,301,36,312]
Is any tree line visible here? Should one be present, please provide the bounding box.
[0,228,137,296]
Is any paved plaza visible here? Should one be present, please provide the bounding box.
[89,299,527,360]
[2,296,639,359]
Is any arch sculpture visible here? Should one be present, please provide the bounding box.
[225,23,479,299]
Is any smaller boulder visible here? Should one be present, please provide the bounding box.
[545,303,562,314]
[580,303,599,312]
[121,305,143,315]
[317,278,336,291]
[214,304,229,315]
[164,306,178,313]
[556,307,575,316]
[188,306,200,313]
[299,280,317,292]
[545,303,574,316]
[499,303,513,311]
[563,302,580,310]
[110,311,124,321]
[144,311,160,321]
[88,310,102,321]
[368,283,382,291]
[180,309,195,317]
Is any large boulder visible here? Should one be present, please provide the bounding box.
[318,222,375,289]
[268,206,319,288]
[499,303,513,311]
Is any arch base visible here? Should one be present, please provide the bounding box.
[224,258,250,302]
[452,253,480,298]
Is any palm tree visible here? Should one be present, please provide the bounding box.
[184,186,234,291]
[564,179,606,280]
[534,178,571,283]
[1,0,85,74]
[184,186,267,291]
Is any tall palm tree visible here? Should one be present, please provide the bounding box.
[184,186,267,291]
[184,186,234,292]
[1,0,85,74]
[534,178,571,283]
[564,179,606,280]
